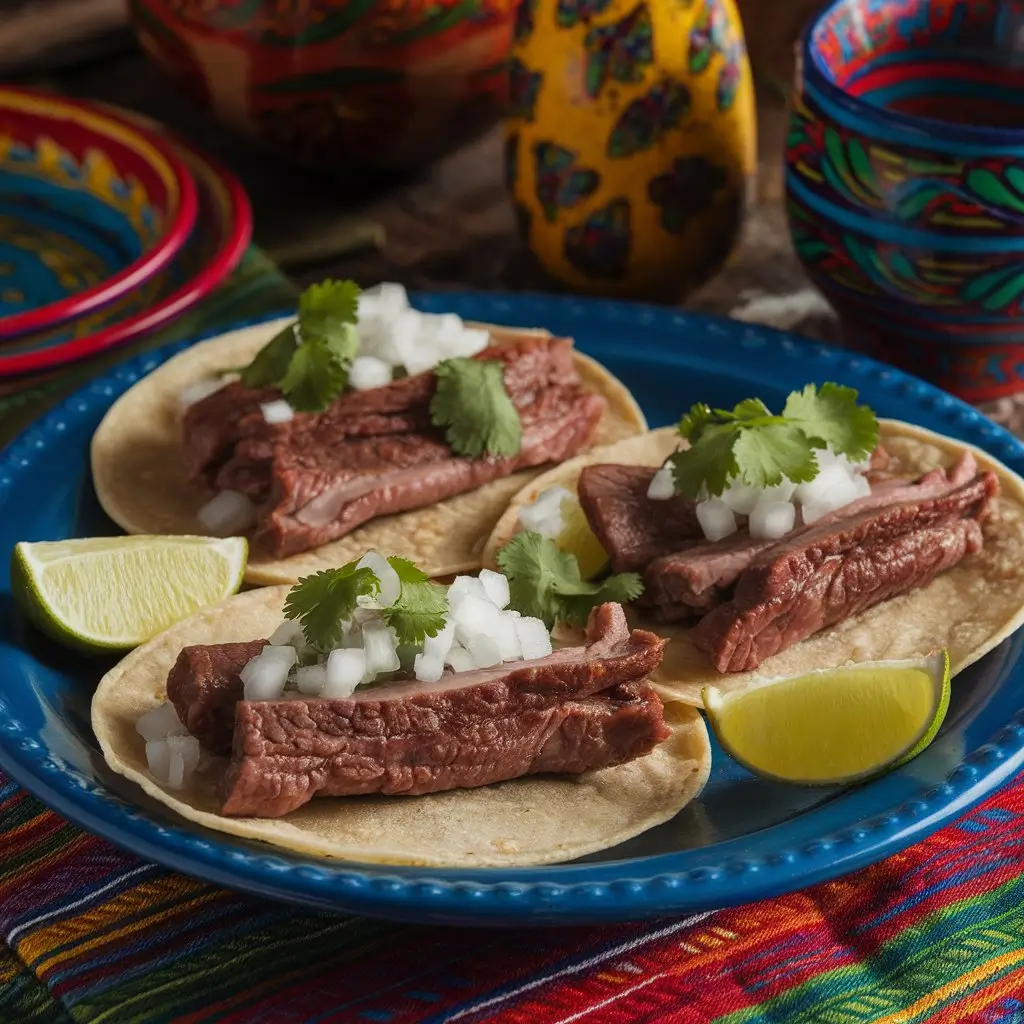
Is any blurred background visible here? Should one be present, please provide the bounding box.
[0,0,829,324]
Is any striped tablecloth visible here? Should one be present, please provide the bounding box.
[3,257,1024,1023]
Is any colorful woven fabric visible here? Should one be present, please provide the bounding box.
[4,768,1024,1023]
[5,255,1024,1022]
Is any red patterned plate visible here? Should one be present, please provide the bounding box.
[0,88,198,341]
[0,113,252,378]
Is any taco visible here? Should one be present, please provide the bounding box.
[90,283,646,587]
[92,555,710,868]
[483,391,1024,708]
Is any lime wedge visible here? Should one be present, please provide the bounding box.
[702,651,951,785]
[556,499,609,581]
[11,535,248,653]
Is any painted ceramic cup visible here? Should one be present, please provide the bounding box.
[786,0,1024,403]
[128,0,515,173]
[505,0,756,303]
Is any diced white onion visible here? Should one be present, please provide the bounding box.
[801,500,830,525]
[269,620,302,647]
[356,550,403,607]
[448,575,490,611]
[262,644,298,669]
[423,619,455,661]
[240,653,289,701]
[452,593,503,647]
[167,751,186,789]
[492,612,522,662]
[324,648,366,698]
[260,400,294,424]
[445,644,475,673]
[145,740,171,783]
[696,498,738,542]
[177,378,224,412]
[443,326,490,358]
[478,568,510,609]
[167,735,200,779]
[363,622,400,678]
[467,634,502,668]
[794,462,861,517]
[851,474,871,499]
[414,651,446,683]
[349,355,393,391]
[760,479,798,503]
[720,478,761,516]
[646,463,676,500]
[136,701,188,741]
[295,664,327,695]
[749,499,796,541]
[358,282,409,321]
[515,617,553,661]
[518,486,573,536]
[197,490,256,536]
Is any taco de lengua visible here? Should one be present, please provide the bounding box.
[485,420,1024,707]
[91,309,646,587]
[92,585,711,868]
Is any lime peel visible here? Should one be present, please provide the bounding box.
[702,650,951,787]
[11,535,248,653]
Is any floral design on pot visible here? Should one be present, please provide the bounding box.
[505,0,755,302]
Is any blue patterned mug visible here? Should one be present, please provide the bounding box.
[786,0,1024,402]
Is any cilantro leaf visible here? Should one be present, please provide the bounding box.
[669,422,740,499]
[278,341,349,413]
[239,325,298,389]
[382,556,449,645]
[238,280,362,411]
[284,563,380,651]
[671,382,878,498]
[430,358,522,459]
[732,422,819,488]
[496,531,644,629]
[782,383,879,462]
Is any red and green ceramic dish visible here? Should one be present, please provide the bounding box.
[0,109,252,379]
[0,87,198,341]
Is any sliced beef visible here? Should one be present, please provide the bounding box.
[578,464,701,572]
[221,680,668,816]
[258,381,604,556]
[691,471,997,672]
[184,333,582,490]
[166,639,268,755]
[644,452,980,622]
[181,334,605,557]
[164,602,667,770]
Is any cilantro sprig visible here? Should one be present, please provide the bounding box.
[284,554,449,651]
[430,357,522,459]
[241,279,361,413]
[496,531,644,630]
[669,383,878,499]
[381,557,448,645]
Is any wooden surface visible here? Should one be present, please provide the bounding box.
[18,41,1018,432]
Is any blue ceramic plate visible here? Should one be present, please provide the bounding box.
[1,294,1023,927]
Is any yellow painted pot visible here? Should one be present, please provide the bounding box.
[506,0,756,302]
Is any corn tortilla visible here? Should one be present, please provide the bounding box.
[90,318,647,587]
[483,420,1024,708]
[91,586,712,868]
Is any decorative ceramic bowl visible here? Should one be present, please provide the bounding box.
[0,88,198,342]
[0,110,252,379]
[505,0,756,303]
[127,0,514,173]
[784,0,1024,402]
